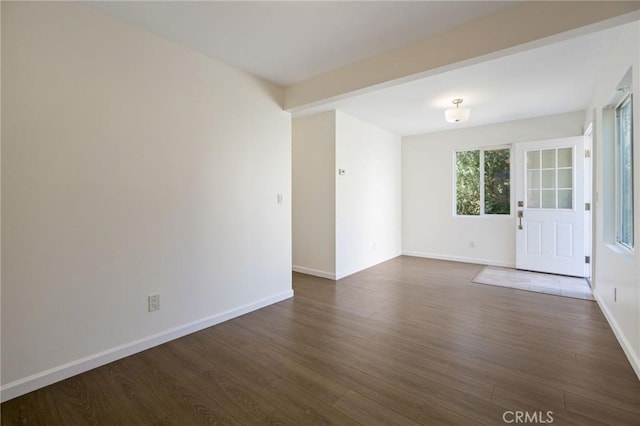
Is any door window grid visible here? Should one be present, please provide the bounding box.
[526,148,573,210]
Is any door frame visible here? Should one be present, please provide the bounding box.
[584,122,594,285]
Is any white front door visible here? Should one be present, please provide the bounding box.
[515,137,585,277]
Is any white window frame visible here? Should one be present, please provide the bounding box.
[454,145,513,217]
[615,92,634,250]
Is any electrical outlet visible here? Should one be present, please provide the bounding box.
[148,294,160,312]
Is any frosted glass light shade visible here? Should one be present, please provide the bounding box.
[445,107,470,123]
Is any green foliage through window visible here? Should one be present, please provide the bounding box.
[456,148,511,216]
[456,151,480,215]
[484,149,511,214]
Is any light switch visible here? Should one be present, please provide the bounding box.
[277,193,283,204]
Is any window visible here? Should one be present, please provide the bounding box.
[525,148,573,209]
[456,148,510,216]
[616,93,633,248]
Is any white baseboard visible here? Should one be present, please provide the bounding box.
[402,251,515,268]
[293,254,401,281]
[0,290,294,403]
[335,253,401,280]
[335,269,357,280]
[292,265,336,280]
[593,292,640,381]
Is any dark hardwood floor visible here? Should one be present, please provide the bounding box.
[3,256,640,425]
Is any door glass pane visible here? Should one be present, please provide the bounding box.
[542,170,555,188]
[558,169,572,189]
[527,171,540,189]
[528,190,540,208]
[558,189,572,209]
[558,148,572,167]
[526,147,574,210]
[542,189,556,209]
[542,149,556,168]
[527,151,540,170]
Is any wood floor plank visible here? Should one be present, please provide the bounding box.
[235,306,473,404]
[269,298,452,369]
[81,362,169,425]
[232,319,426,419]
[333,390,420,426]
[0,386,64,425]
[420,385,509,425]
[261,303,495,402]
[46,374,122,426]
[565,390,640,425]
[120,348,240,425]
[3,256,639,425]
[415,400,480,426]
[202,321,349,405]
[448,347,640,417]
[253,409,299,426]
[371,306,581,368]
[576,352,639,382]
[490,388,608,426]
[257,379,360,425]
[180,331,279,392]
[187,367,276,424]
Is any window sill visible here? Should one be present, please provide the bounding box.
[605,243,635,260]
[454,214,514,219]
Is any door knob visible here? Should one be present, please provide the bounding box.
[518,210,524,230]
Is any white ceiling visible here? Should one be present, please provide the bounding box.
[89,1,517,85]
[297,25,623,135]
[88,1,630,136]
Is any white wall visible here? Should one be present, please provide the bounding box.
[291,111,402,279]
[1,2,292,401]
[292,111,336,278]
[586,21,640,378]
[402,111,584,266]
[335,111,402,278]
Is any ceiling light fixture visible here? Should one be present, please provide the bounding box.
[445,99,470,123]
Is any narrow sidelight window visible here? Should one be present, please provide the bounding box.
[616,94,634,249]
